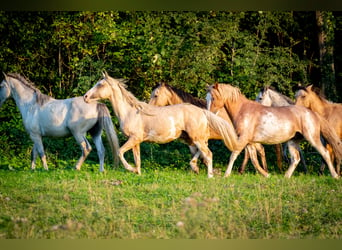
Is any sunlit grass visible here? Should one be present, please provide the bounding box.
[0,163,341,239]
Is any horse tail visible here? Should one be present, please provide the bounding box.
[318,114,342,165]
[97,103,120,167]
[203,110,239,152]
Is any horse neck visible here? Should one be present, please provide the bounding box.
[223,95,247,119]
[8,78,39,116]
[169,90,183,105]
[108,84,139,121]
[308,94,328,115]
[270,91,293,106]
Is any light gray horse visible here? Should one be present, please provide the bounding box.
[0,73,119,171]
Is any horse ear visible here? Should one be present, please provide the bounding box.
[307,85,313,91]
[214,83,219,89]
[102,71,109,79]
[3,72,8,82]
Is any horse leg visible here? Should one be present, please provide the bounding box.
[132,144,141,175]
[194,141,213,178]
[246,144,270,177]
[255,143,268,171]
[326,143,339,175]
[284,140,301,178]
[31,145,38,170]
[274,144,283,172]
[238,149,249,174]
[299,147,308,174]
[118,137,140,174]
[224,150,242,177]
[313,142,339,178]
[92,134,106,172]
[303,130,339,178]
[189,145,200,174]
[75,137,92,170]
[30,135,48,170]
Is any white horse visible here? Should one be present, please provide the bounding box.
[0,73,119,171]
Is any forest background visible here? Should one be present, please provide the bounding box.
[0,11,341,170]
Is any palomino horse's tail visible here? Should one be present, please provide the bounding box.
[203,110,240,152]
[97,103,120,167]
[318,114,342,171]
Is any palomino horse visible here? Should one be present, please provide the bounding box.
[83,72,242,178]
[206,83,342,178]
[149,82,268,174]
[256,86,308,173]
[295,85,342,174]
[0,73,119,171]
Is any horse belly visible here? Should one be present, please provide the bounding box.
[39,104,70,137]
[144,115,183,143]
[254,115,296,144]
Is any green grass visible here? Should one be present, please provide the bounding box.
[0,163,341,239]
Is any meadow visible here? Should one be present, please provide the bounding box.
[0,149,341,239]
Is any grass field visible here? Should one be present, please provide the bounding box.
[0,161,341,239]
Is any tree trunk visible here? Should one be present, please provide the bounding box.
[316,11,337,100]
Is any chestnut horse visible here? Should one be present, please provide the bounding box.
[295,85,342,174]
[149,82,268,175]
[207,83,342,178]
[84,73,242,178]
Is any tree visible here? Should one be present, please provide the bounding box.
[316,11,337,101]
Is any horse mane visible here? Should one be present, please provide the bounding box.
[216,83,243,102]
[308,85,331,103]
[112,78,155,114]
[162,83,207,108]
[7,73,53,106]
[264,87,294,105]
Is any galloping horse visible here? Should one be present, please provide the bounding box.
[295,85,342,174]
[83,72,242,178]
[206,83,342,178]
[256,86,308,173]
[149,82,268,174]
[0,73,119,171]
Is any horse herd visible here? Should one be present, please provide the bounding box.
[1,72,341,179]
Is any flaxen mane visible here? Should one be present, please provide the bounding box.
[7,73,53,106]
[217,84,242,103]
[109,77,156,115]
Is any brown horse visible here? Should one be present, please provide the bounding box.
[83,72,241,178]
[149,82,268,174]
[295,85,342,174]
[206,83,342,178]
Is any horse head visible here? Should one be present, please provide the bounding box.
[0,73,11,107]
